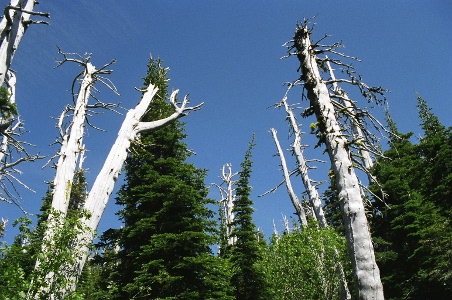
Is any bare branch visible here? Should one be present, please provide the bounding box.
[3,5,50,26]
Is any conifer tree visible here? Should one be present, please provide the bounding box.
[228,136,272,300]
[108,56,231,299]
[370,97,452,299]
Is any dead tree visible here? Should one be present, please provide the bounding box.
[33,51,121,298]
[0,0,49,87]
[270,128,308,226]
[287,20,386,299]
[48,82,202,298]
[0,2,49,210]
[276,89,328,227]
[213,163,239,246]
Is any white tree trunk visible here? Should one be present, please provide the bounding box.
[270,128,307,226]
[217,164,238,245]
[0,0,48,86]
[0,0,33,86]
[281,95,328,227]
[51,63,95,214]
[32,63,97,299]
[293,24,384,299]
[61,84,202,296]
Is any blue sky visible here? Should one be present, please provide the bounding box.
[2,1,451,242]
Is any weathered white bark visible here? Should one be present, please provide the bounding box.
[51,63,95,214]
[0,0,49,86]
[0,71,16,163]
[61,84,203,296]
[270,128,307,226]
[326,59,373,172]
[215,164,238,245]
[32,63,98,299]
[293,24,384,299]
[280,94,328,227]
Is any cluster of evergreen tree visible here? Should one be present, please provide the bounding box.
[4,54,449,300]
[369,94,452,299]
[74,58,347,299]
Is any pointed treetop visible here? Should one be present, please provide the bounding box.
[416,91,444,138]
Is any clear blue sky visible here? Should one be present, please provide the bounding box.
[2,1,451,242]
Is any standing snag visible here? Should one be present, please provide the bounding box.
[288,20,385,299]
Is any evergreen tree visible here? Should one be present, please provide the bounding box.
[370,97,452,299]
[106,56,231,299]
[228,136,271,300]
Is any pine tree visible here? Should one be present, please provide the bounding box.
[107,56,231,299]
[370,98,452,299]
[228,136,271,300]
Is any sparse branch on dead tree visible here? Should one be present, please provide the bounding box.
[270,128,308,226]
[56,83,203,297]
[212,163,239,246]
[290,19,384,299]
[0,71,44,210]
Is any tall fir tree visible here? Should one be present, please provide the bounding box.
[370,96,452,299]
[105,56,232,299]
[228,136,272,300]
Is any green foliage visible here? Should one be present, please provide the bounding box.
[0,170,91,299]
[0,212,90,299]
[227,135,273,300]
[0,86,18,119]
[94,56,232,299]
[370,96,452,299]
[262,223,351,299]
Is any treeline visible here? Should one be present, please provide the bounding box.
[2,56,450,300]
[0,57,351,299]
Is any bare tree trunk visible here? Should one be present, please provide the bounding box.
[293,24,384,299]
[51,63,95,214]
[215,164,238,246]
[280,94,328,227]
[270,128,307,226]
[0,0,49,86]
[60,84,202,296]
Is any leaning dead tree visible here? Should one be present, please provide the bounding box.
[269,128,308,226]
[286,19,387,299]
[213,163,239,246]
[32,55,203,297]
[33,51,121,298]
